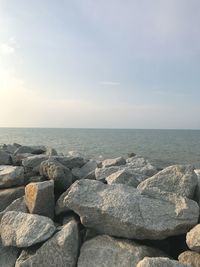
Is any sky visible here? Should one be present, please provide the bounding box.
[0,0,200,129]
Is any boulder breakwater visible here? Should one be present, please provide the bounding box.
[0,143,200,267]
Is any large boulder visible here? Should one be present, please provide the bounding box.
[72,160,97,179]
[25,180,55,219]
[138,165,197,199]
[0,150,12,165]
[95,166,121,182]
[178,251,200,267]
[59,179,199,240]
[14,145,46,155]
[186,224,200,252]
[0,165,24,188]
[15,220,80,267]
[102,157,126,168]
[0,238,19,267]
[0,186,25,212]
[77,235,166,267]
[54,156,86,169]
[40,159,72,191]
[22,155,49,176]
[136,257,187,267]
[106,169,139,187]
[0,211,56,247]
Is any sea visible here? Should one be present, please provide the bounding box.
[0,128,200,169]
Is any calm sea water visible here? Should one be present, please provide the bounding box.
[0,128,200,168]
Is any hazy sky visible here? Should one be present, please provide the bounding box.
[0,0,200,128]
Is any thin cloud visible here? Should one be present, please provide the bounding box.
[100,81,120,86]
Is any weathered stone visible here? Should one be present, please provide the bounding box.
[194,169,200,206]
[186,224,200,252]
[40,159,72,191]
[55,188,71,215]
[138,165,197,199]
[106,169,140,187]
[12,153,34,166]
[178,251,200,267]
[0,238,19,267]
[0,211,56,247]
[137,257,187,267]
[0,196,27,221]
[22,155,49,175]
[15,220,79,267]
[95,166,121,181]
[0,165,24,188]
[61,179,199,240]
[14,145,46,155]
[0,186,25,212]
[0,150,12,165]
[78,235,166,267]
[102,157,126,168]
[25,180,55,219]
[45,147,58,156]
[72,160,97,179]
[55,156,86,169]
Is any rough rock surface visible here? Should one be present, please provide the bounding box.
[95,166,121,181]
[40,159,72,191]
[15,220,79,267]
[136,257,187,267]
[0,186,25,212]
[77,235,165,267]
[0,238,19,267]
[72,160,97,179]
[102,157,126,168]
[178,251,200,267]
[14,145,46,155]
[61,179,199,240]
[0,150,12,165]
[55,156,85,169]
[106,169,140,187]
[22,155,48,175]
[186,224,200,252]
[0,211,56,247]
[0,165,24,188]
[25,180,55,219]
[138,165,197,199]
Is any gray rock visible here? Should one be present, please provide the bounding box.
[0,238,19,267]
[102,157,126,168]
[55,188,71,215]
[54,156,86,169]
[138,165,198,199]
[106,169,140,187]
[12,153,33,166]
[61,179,199,240]
[0,196,27,222]
[95,166,121,181]
[25,180,55,219]
[78,235,166,267]
[137,257,187,267]
[178,251,200,267]
[194,169,200,206]
[22,155,49,176]
[0,165,24,188]
[0,211,56,247]
[0,186,25,212]
[72,160,97,179]
[0,150,12,165]
[45,147,58,156]
[14,145,46,155]
[40,159,72,191]
[15,220,79,267]
[186,224,200,252]
[0,143,20,154]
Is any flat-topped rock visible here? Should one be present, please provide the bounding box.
[60,179,199,240]
[102,157,126,168]
[0,186,25,212]
[138,165,198,199]
[137,257,187,267]
[106,169,140,187]
[178,251,200,267]
[78,235,166,267]
[14,145,46,155]
[0,165,24,189]
[186,224,200,252]
[0,211,56,247]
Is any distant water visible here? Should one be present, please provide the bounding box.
[0,128,200,168]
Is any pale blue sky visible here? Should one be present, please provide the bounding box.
[0,0,200,128]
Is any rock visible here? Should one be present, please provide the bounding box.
[22,155,49,176]
[55,156,86,169]
[106,169,140,187]
[0,165,24,188]
[55,188,71,215]
[40,159,72,191]
[0,150,12,165]
[25,180,55,219]
[0,238,19,267]
[178,251,200,267]
[0,211,56,247]
[0,196,27,221]
[15,220,79,267]
[12,153,34,166]
[45,147,58,156]
[186,224,200,252]
[194,169,200,206]
[102,157,126,168]
[14,145,46,155]
[77,235,166,267]
[136,257,187,267]
[95,166,121,181]
[72,160,97,179]
[61,179,199,240]
[138,165,198,199]
[128,152,136,158]
[0,186,25,212]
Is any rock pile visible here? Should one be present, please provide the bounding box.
[0,143,200,266]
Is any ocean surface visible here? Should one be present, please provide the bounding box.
[0,128,200,168]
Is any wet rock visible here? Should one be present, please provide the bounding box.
[106,169,140,187]
[178,251,200,267]
[186,224,200,252]
[0,150,12,165]
[0,186,25,212]
[137,257,187,267]
[0,211,56,247]
[25,180,54,219]
[102,157,126,168]
[138,165,197,199]
[78,235,166,267]
[15,220,79,267]
[0,165,24,188]
[61,179,199,240]
[0,238,19,267]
